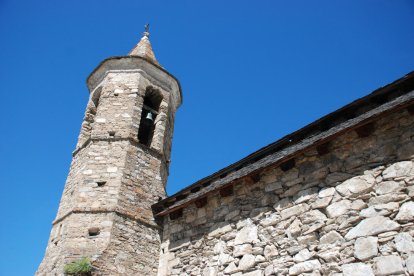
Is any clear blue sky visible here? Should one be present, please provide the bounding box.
[0,0,413,275]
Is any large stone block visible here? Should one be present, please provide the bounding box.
[335,175,376,197]
[234,220,258,245]
[395,201,414,222]
[280,204,310,220]
[374,255,404,276]
[288,260,321,275]
[342,263,374,276]
[382,161,413,179]
[354,236,378,261]
[345,216,400,240]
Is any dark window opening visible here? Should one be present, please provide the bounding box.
[138,87,162,147]
[96,181,106,187]
[88,227,100,237]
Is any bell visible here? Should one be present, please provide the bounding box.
[145,111,154,123]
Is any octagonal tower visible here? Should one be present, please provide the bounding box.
[37,29,182,275]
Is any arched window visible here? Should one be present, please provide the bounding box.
[138,87,162,146]
[77,88,101,148]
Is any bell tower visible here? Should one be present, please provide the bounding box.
[37,27,182,275]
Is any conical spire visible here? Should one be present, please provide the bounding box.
[129,24,159,65]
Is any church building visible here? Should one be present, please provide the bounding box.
[37,29,414,276]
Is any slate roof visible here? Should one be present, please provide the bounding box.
[153,70,414,217]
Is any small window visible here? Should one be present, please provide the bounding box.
[88,227,100,237]
[138,87,162,146]
[96,181,106,187]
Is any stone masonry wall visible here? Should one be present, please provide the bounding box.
[159,107,414,276]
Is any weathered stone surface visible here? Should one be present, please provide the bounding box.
[288,260,321,275]
[243,270,262,276]
[234,244,253,257]
[280,204,310,220]
[224,262,238,274]
[406,255,414,275]
[265,181,282,192]
[342,263,374,276]
[301,210,327,224]
[318,187,336,198]
[239,254,256,270]
[202,267,217,276]
[374,181,400,195]
[345,216,400,240]
[326,200,351,218]
[395,201,414,222]
[234,220,258,245]
[260,213,280,227]
[394,232,414,253]
[264,245,278,259]
[294,187,318,204]
[209,222,233,238]
[382,161,413,179]
[312,196,332,209]
[293,249,312,262]
[320,231,344,245]
[360,202,398,218]
[336,175,376,197]
[374,255,404,276]
[354,236,378,261]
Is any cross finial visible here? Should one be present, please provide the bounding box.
[143,23,150,37]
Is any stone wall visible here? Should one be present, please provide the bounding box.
[159,107,414,276]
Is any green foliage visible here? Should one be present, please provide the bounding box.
[64,257,92,275]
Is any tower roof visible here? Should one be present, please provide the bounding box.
[128,24,159,65]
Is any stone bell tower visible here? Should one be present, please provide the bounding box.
[37,27,182,275]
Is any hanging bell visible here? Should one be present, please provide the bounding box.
[145,111,154,123]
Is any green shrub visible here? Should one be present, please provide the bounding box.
[64,257,92,275]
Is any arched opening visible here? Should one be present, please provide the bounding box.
[77,87,101,147]
[138,87,162,146]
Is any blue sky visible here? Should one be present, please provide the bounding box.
[0,0,413,275]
